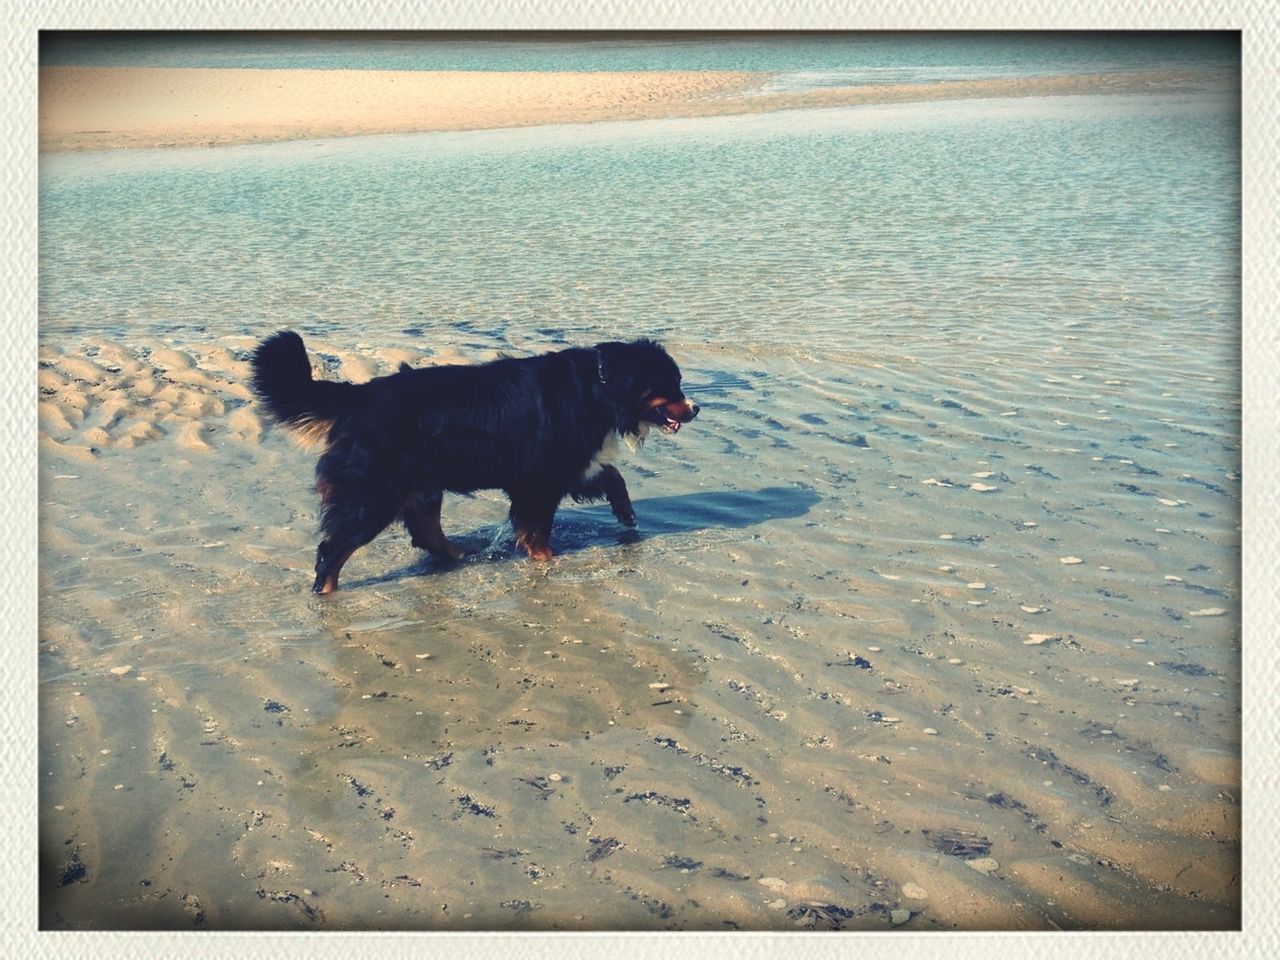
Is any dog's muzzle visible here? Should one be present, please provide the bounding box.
[658,398,699,434]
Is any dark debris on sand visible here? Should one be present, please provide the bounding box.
[923,828,992,858]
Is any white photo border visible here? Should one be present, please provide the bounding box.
[6,2,1273,958]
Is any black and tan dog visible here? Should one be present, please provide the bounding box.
[250,331,698,593]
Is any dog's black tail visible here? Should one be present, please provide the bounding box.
[250,330,359,442]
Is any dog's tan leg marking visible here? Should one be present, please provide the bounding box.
[404,495,465,560]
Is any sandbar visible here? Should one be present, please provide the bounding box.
[38,65,1231,152]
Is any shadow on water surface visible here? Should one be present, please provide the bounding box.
[342,485,820,590]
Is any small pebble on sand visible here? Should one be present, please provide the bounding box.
[109,665,132,676]
[923,727,938,736]
[890,909,911,925]
[1059,556,1083,565]
[967,857,999,873]
[758,877,788,891]
[1189,608,1226,617]
[902,882,928,900]
[969,483,998,492]
[967,582,986,590]
[1024,634,1057,646]
[1020,605,1043,614]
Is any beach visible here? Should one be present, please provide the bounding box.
[38,37,1241,933]
[38,64,1229,152]
[37,319,1242,930]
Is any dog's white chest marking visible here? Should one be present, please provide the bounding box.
[583,433,621,481]
[581,428,649,482]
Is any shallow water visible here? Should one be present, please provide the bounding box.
[38,88,1240,930]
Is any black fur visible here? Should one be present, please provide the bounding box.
[249,330,698,593]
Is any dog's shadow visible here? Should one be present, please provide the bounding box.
[344,485,821,590]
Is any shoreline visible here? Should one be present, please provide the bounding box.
[38,65,1233,153]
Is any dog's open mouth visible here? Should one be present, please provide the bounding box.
[644,398,697,436]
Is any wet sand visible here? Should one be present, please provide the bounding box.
[38,65,1230,152]
[38,331,1240,930]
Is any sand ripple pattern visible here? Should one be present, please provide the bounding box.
[38,331,1240,931]
[36,338,459,459]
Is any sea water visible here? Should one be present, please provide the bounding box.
[39,92,1238,355]
[42,29,1237,89]
[38,38,1241,931]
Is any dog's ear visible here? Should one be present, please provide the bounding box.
[593,341,630,390]
[593,342,644,434]
[595,339,668,395]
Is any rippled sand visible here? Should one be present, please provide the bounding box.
[39,328,1239,930]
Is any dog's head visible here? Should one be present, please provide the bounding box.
[594,339,699,439]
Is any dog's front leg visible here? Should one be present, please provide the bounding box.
[598,464,636,527]
[572,464,637,527]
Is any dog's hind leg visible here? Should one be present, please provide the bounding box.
[509,491,561,561]
[402,491,465,560]
[313,494,398,594]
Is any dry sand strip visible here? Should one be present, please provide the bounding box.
[39,67,763,152]
[38,65,1234,153]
